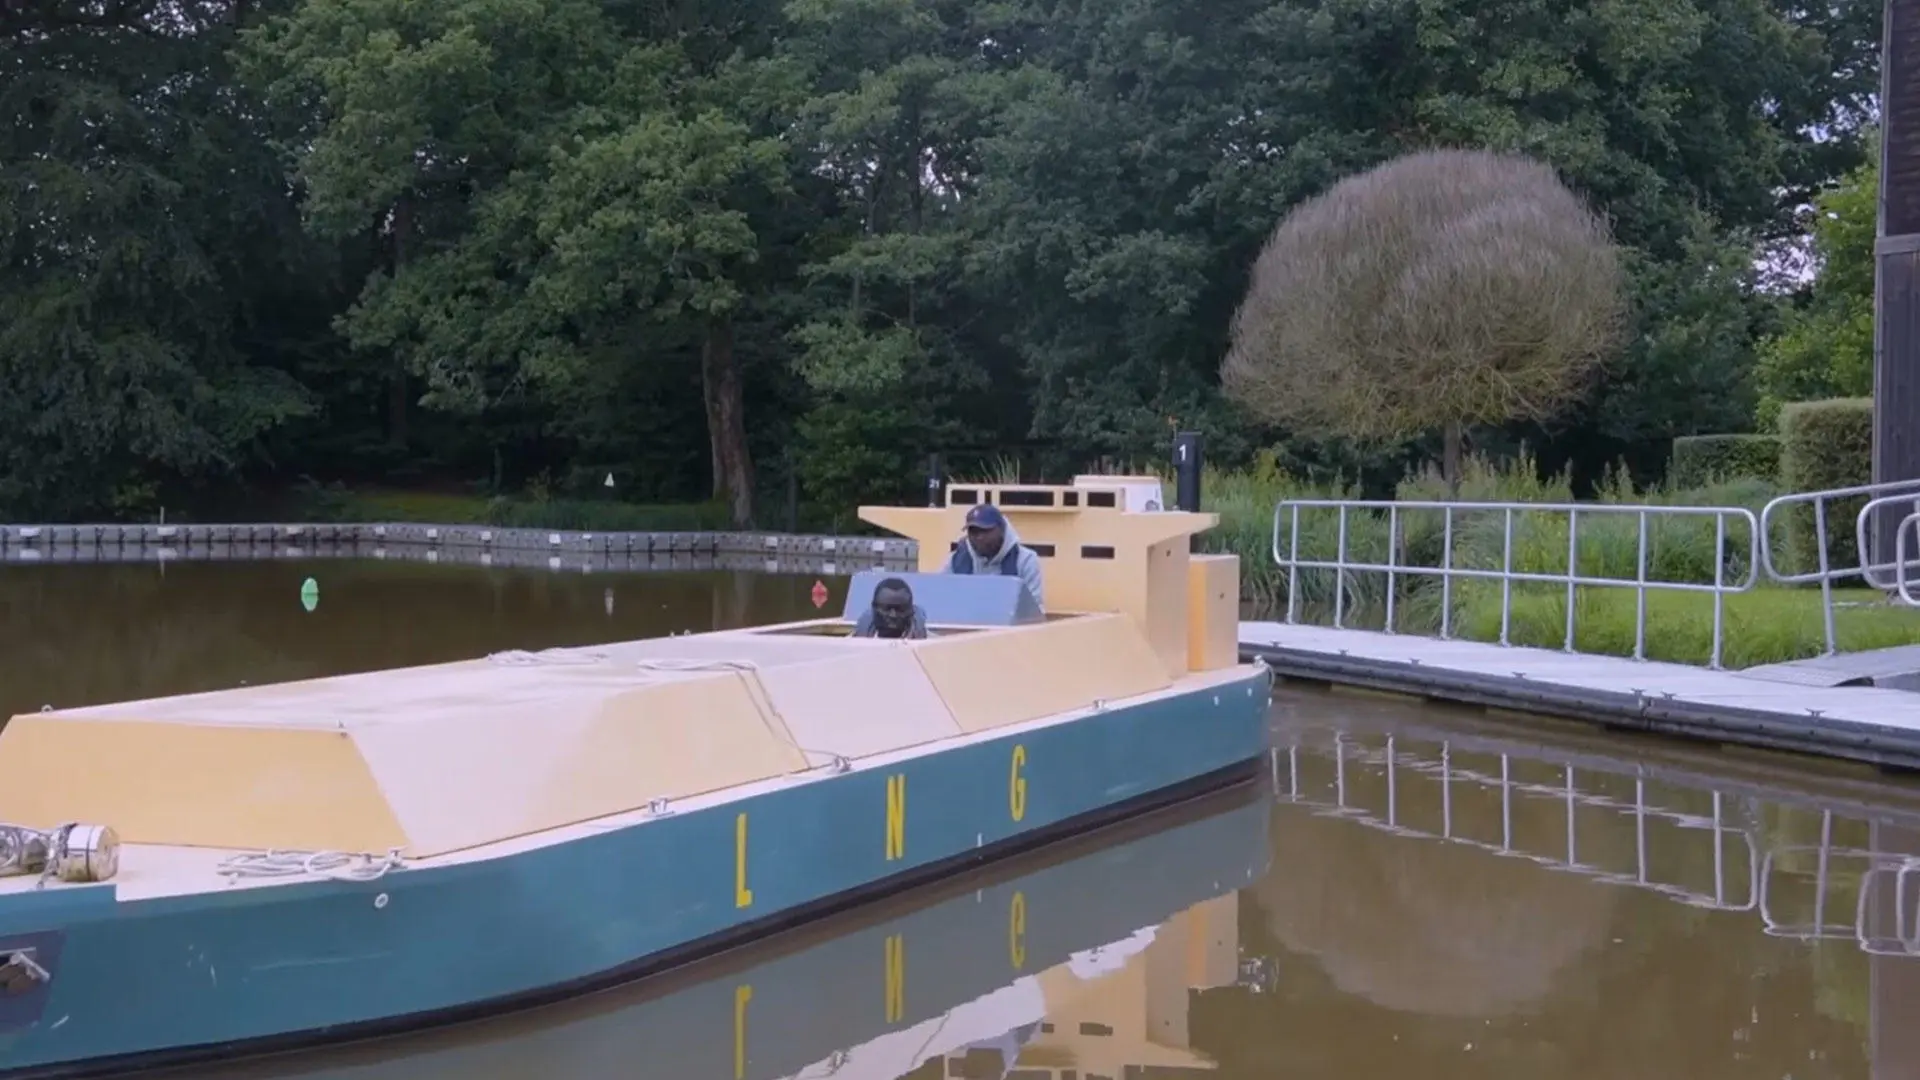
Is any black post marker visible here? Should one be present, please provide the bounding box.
[1174,432,1203,555]
[1173,432,1203,513]
[927,453,944,508]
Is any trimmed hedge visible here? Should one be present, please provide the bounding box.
[1778,398,1873,575]
[1670,434,1781,488]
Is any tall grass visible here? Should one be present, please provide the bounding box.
[1191,452,1920,666]
[1200,452,1782,615]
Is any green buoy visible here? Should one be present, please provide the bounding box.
[299,577,319,613]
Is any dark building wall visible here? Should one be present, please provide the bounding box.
[1874,0,1920,564]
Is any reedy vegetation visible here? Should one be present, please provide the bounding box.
[1198,454,1920,668]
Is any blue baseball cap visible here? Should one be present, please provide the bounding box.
[964,504,1007,530]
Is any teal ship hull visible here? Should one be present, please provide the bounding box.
[0,663,1272,1078]
[254,782,1270,1080]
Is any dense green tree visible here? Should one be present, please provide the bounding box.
[956,0,1355,462]
[0,0,324,517]
[1754,153,1878,427]
[244,0,802,524]
[0,0,1888,518]
[1242,0,1876,480]
[775,0,984,511]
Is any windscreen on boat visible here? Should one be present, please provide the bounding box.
[839,570,1044,627]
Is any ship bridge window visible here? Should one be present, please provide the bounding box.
[751,621,987,638]
[832,569,1043,629]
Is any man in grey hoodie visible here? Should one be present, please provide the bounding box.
[942,504,1045,610]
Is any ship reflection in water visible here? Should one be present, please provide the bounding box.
[199,787,1270,1080]
[181,692,1920,1080]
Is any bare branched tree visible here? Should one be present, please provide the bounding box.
[1222,149,1628,493]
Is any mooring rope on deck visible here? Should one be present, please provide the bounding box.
[217,848,409,883]
[633,657,759,674]
[487,648,609,666]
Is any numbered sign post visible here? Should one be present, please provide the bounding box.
[1173,432,1203,513]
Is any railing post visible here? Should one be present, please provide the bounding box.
[1385,506,1399,633]
[1334,507,1349,629]
[1440,506,1455,640]
[1564,508,1579,653]
[1711,513,1727,670]
[1713,791,1726,907]
[1816,497,1838,656]
[1500,754,1513,851]
[1334,731,1348,808]
[1635,776,1648,885]
[1903,514,1914,605]
[1286,505,1302,626]
[1563,765,1577,865]
[1814,810,1833,934]
[1500,508,1515,646]
[1634,510,1649,661]
[1903,514,1920,605]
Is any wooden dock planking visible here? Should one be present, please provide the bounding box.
[1239,621,1920,769]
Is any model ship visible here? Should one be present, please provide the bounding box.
[0,477,1270,1077]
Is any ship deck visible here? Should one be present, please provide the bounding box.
[0,620,1259,903]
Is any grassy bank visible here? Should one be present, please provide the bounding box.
[1457,586,1920,668]
[1195,453,1920,668]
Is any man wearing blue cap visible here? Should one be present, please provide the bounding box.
[943,504,1045,609]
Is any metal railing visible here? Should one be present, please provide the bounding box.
[1270,499,1760,669]
[1845,493,1920,614]
[1895,510,1920,606]
[1755,479,1920,655]
[1279,731,1760,911]
[1757,821,1920,957]
[1759,479,1920,588]
[1857,858,1920,955]
[1279,726,1920,959]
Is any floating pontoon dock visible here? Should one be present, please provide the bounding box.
[1240,623,1920,769]
[1243,483,1920,771]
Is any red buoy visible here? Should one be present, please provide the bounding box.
[810,580,829,609]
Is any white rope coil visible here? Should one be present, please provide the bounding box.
[633,658,759,674]
[487,648,609,666]
[217,848,409,883]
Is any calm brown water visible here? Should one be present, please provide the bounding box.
[5,560,1920,1079]
[0,560,845,719]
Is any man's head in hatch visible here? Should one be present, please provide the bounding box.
[868,578,918,638]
